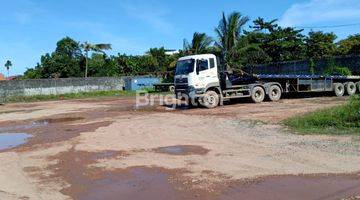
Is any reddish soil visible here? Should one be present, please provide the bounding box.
[45,147,360,200]
[0,95,359,200]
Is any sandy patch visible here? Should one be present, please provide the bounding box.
[75,112,360,180]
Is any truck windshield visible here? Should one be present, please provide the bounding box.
[175,59,194,75]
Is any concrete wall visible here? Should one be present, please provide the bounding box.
[0,77,124,99]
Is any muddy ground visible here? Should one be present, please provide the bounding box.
[0,95,359,200]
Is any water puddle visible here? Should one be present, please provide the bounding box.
[50,149,216,200]
[34,117,84,125]
[0,117,85,133]
[154,145,209,155]
[90,150,129,161]
[0,133,31,150]
[76,167,178,200]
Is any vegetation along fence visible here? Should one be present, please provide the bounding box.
[245,55,360,76]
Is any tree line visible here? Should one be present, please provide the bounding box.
[23,11,360,79]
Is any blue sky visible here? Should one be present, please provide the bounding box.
[1,0,360,76]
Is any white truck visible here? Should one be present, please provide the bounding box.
[174,54,360,108]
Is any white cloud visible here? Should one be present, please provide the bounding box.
[120,1,174,35]
[279,0,360,27]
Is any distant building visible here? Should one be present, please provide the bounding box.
[0,73,5,81]
[7,76,21,81]
[165,50,179,55]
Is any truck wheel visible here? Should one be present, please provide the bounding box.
[268,85,282,101]
[346,82,356,96]
[251,86,265,103]
[334,83,345,97]
[201,90,219,109]
[186,98,198,108]
[169,85,175,92]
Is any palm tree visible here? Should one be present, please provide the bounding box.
[215,12,249,66]
[4,60,12,78]
[80,42,112,77]
[251,17,278,32]
[184,32,213,54]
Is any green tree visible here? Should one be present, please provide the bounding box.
[23,65,42,79]
[215,11,249,67]
[184,32,213,54]
[87,53,107,76]
[80,42,112,77]
[252,19,305,62]
[138,55,158,75]
[305,31,337,59]
[147,47,169,72]
[23,37,83,78]
[251,17,278,32]
[51,37,83,78]
[337,34,360,55]
[4,60,12,78]
[237,42,269,69]
[114,54,133,75]
[238,30,272,67]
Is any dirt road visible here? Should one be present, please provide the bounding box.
[0,96,359,200]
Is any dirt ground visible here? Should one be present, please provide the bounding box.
[0,95,359,200]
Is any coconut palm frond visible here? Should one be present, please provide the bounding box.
[185,32,213,54]
[80,42,112,77]
[215,11,249,65]
[94,43,112,51]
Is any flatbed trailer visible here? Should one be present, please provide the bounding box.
[220,74,360,101]
[257,74,360,93]
[153,83,175,92]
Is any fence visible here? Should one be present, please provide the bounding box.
[244,55,360,75]
[0,77,124,101]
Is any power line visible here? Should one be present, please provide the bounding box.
[297,22,360,29]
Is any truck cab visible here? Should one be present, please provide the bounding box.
[174,54,220,100]
[174,54,282,108]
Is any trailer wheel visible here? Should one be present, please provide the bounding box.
[201,90,219,109]
[346,82,356,96]
[268,85,282,101]
[334,83,345,97]
[169,85,175,92]
[251,86,265,103]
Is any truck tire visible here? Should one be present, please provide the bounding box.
[268,85,282,101]
[251,86,265,103]
[169,85,175,92]
[186,98,198,108]
[334,83,345,97]
[357,82,360,93]
[346,82,356,96]
[201,90,219,109]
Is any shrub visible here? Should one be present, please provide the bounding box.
[324,65,352,76]
[284,95,360,134]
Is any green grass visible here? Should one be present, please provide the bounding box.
[284,95,360,135]
[1,90,137,103]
